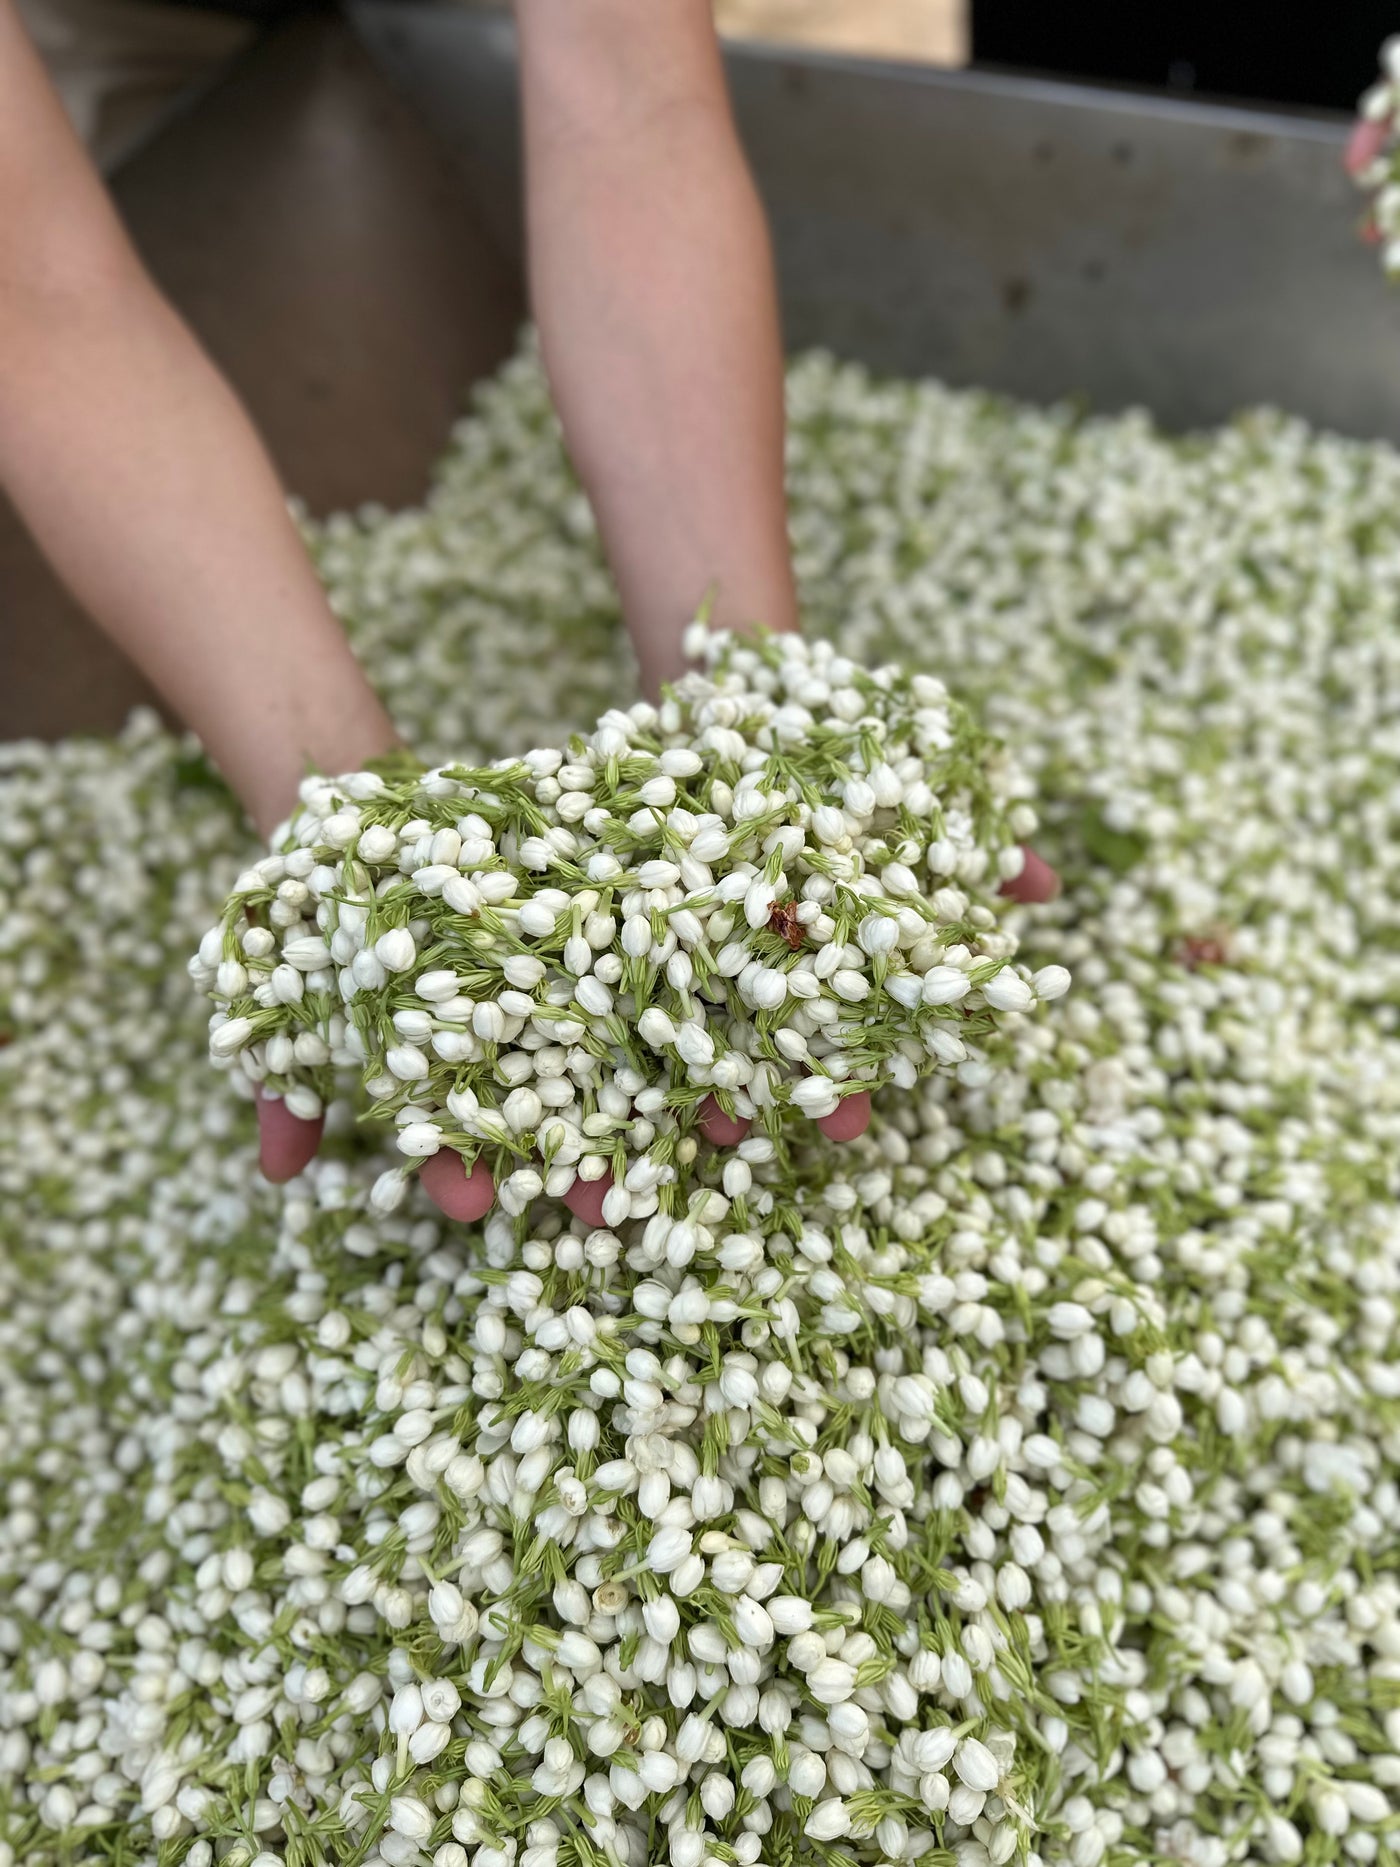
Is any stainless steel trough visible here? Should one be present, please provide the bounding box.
[351,2,1400,444]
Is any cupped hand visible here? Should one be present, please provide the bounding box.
[255,843,1059,1218]
[255,1084,872,1225]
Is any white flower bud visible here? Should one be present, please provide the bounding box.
[806,1799,851,1841]
[952,1738,1000,1793]
[981,967,1034,1012]
[376,928,417,972]
[209,1016,253,1058]
[1031,964,1071,1000]
[389,1796,434,1841]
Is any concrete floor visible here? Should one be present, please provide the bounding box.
[2,8,524,742]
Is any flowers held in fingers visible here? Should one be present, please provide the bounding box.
[197,626,1066,1220]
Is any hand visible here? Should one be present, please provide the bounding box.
[254,846,1060,1219]
[1346,116,1392,245]
[255,1084,873,1225]
[1347,116,1390,178]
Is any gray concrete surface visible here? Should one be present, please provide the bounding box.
[358,6,1399,444]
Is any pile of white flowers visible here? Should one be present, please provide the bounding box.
[1351,36,1400,268]
[194,624,1055,1218]
[3,341,1400,1867]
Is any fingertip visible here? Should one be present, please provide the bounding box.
[565,1173,612,1228]
[256,1089,324,1183]
[697,1093,750,1147]
[419,1150,495,1222]
[816,1091,871,1144]
[999,845,1061,905]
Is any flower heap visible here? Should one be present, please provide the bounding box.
[193,626,1060,1219]
[2,344,1400,1867]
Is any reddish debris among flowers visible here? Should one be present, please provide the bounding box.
[1177,931,1233,970]
[767,898,806,950]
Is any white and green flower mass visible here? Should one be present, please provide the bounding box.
[3,345,1400,1867]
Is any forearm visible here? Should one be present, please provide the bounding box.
[0,268,396,837]
[0,0,394,837]
[516,0,797,697]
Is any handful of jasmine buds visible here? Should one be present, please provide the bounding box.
[193,624,1068,1217]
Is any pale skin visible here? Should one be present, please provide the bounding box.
[0,0,1057,1223]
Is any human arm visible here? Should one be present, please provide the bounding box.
[0,0,397,840]
[0,0,783,1207]
[294,0,868,1215]
[515,0,798,698]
